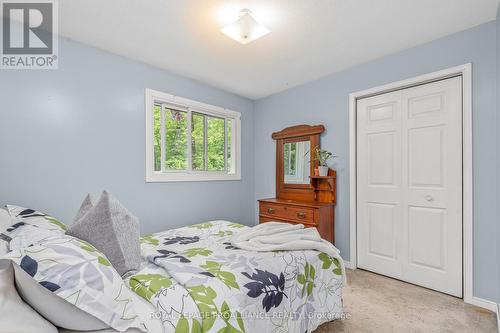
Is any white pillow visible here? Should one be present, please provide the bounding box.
[0,207,12,231]
[0,208,12,256]
[0,259,58,333]
[3,233,146,332]
[13,262,109,331]
[6,205,67,233]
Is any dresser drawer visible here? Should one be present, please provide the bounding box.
[260,202,315,224]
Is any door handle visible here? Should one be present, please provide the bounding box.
[267,208,275,214]
[425,195,434,202]
[296,212,306,219]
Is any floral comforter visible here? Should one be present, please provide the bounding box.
[129,221,344,333]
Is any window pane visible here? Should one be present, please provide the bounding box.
[207,116,225,171]
[191,113,205,171]
[226,119,232,172]
[284,142,297,176]
[153,105,161,171]
[165,109,187,170]
[290,143,297,175]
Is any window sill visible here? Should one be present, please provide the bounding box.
[146,172,241,183]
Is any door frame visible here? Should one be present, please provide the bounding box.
[348,64,473,305]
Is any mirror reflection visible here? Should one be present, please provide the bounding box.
[284,140,310,184]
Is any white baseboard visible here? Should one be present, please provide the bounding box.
[346,262,498,329]
[496,303,500,333]
[467,295,499,333]
[344,260,355,270]
[468,296,498,312]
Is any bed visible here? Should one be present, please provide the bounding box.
[1,206,344,333]
[124,220,344,332]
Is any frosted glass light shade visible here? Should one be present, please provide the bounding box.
[220,9,270,45]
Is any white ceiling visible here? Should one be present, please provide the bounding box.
[59,0,499,99]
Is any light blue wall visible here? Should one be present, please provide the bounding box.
[254,21,498,301]
[0,16,498,303]
[0,37,255,233]
[496,4,500,303]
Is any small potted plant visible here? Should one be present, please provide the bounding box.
[314,146,335,176]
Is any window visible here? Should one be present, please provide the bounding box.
[283,141,310,184]
[146,89,241,182]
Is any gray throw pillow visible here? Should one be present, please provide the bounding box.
[68,191,141,277]
[73,193,96,222]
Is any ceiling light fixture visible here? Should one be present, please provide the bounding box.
[220,9,270,45]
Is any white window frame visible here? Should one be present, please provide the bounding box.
[145,88,241,182]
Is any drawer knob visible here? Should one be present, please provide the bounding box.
[296,212,306,219]
[267,208,275,214]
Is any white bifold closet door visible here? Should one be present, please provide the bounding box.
[356,76,463,297]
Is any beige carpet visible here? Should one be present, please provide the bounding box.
[314,269,497,333]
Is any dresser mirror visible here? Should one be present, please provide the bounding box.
[283,140,310,185]
[274,125,322,195]
[258,124,337,243]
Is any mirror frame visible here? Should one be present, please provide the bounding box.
[272,124,325,201]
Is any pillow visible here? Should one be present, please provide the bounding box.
[3,233,145,332]
[0,207,12,231]
[68,191,141,277]
[13,262,108,331]
[73,193,96,222]
[0,208,12,256]
[0,259,58,333]
[6,205,67,233]
[7,224,60,251]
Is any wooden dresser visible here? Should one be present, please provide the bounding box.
[258,124,336,244]
[258,198,335,243]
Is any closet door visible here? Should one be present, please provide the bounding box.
[357,77,463,297]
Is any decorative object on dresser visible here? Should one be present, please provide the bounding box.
[258,124,337,243]
[313,146,335,176]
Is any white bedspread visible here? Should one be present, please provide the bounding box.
[231,222,346,283]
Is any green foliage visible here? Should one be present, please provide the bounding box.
[153,106,188,170]
[188,285,218,333]
[226,120,232,171]
[207,117,225,171]
[187,286,245,333]
[192,113,205,170]
[313,146,335,167]
[184,248,213,258]
[219,301,245,333]
[318,253,342,276]
[213,230,233,237]
[154,106,230,172]
[175,316,189,333]
[129,274,173,301]
[189,222,213,229]
[78,239,97,252]
[227,223,244,229]
[154,105,162,171]
[98,256,111,266]
[140,234,159,246]
[175,315,202,333]
[297,262,315,297]
[284,142,297,176]
[76,240,111,266]
[165,109,188,170]
[200,261,239,290]
[44,216,67,231]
